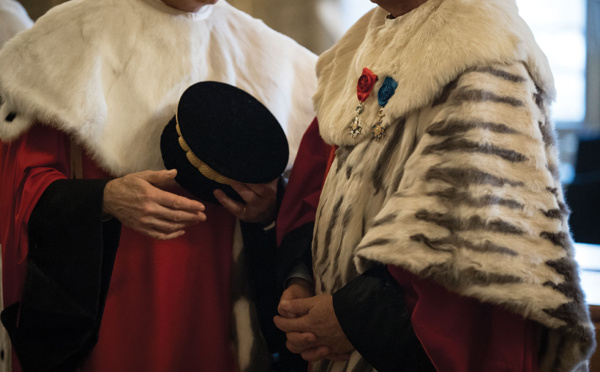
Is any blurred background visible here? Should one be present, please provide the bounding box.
[2,0,599,369]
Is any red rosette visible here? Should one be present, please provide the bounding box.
[356,67,378,102]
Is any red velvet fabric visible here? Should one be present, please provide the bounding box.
[388,266,538,372]
[0,123,68,309]
[277,118,538,371]
[1,125,237,372]
[276,118,331,246]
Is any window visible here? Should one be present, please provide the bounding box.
[517,0,587,123]
[575,243,600,304]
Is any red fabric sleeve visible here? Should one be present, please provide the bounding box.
[0,124,70,308]
[388,265,538,372]
[276,118,332,245]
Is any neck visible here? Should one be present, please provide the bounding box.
[160,1,205,13]
[385,0,428,18]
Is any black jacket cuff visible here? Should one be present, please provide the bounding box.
[332,266,436,372]
[276,222,314,290]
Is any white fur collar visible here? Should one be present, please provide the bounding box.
[313,0,555,146]
[0,0,316,176]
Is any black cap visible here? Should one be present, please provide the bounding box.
[160,81,289,203]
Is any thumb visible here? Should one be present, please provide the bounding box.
[142,169,177,185]
[280,298,312,316]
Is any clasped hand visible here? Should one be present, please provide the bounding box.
[273,280,354,362]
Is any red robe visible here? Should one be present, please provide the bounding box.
[1,124,237,372]
[276,118,538,371]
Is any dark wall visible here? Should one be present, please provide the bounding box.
[18,0,331,54]
[18,0,67,20]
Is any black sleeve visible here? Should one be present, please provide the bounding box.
[276,222,315,290]
[332,266,436,372]
[262,222,314,372]
[239,220,279,352]
[1,179,121,372]
[237,178,301,371]
[239,175,287,355]
[239,178,313,372]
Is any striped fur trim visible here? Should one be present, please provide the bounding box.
[230,222,271,372]
[315,59,595,371]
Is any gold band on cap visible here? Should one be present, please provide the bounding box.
[175,117,236,186]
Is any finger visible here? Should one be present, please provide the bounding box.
[301,346,331,362]
[278,292,300,317]
[241,178,278,198]
[147,228,186,241]
[285,332,318,354]
[213,189,245,217]
[227,182,260,204]
[133,171,204,213]
[286,332,317,349]
[143,217,198,233]
[140,169,178,185]
[285,341,304,354]
[279,299,311,316]
[151,204,207,223]
[154,189,205,213]
[145,218,189,232]
[285,332,317,353]
[273,315,307,333]
[282,281,315,301]
[138,202,205,227]
[280,287,297,302]
[277,303,297,318]
[279,292,298,304]
[150,169,181,190]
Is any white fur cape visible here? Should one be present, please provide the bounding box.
[0,0,317,175]
[311,1,595,371]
